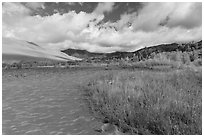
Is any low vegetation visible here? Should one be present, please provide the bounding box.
[83,68,202,135]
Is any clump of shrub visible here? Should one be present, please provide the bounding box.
[151,51,201,66]
[128,51,201,70]
[84,69,202,135]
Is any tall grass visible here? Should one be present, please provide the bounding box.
[83,69,202,134]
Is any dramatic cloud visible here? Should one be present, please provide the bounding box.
[2,2,202,53]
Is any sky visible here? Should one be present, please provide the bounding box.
[2,2,202,53]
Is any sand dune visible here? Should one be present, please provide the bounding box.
[2,37,81,64]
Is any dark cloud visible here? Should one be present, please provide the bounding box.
[29,2,98,16]
[103,2,143,22]
[159,16,170,26]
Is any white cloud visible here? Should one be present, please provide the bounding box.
[130,2,202,31]
[24,2,45,10]
[2,2,202,53]
[94,2,115,14]
[166,3,202,29]
[3,2,30,19]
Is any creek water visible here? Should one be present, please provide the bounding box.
[2,68,107,135]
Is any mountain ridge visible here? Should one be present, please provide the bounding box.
[62,40,202,61]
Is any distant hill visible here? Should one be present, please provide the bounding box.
[62,40,202,61]
[61,48,105,59]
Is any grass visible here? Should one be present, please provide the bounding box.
[83,68,202,135]
[129,59,183,69]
